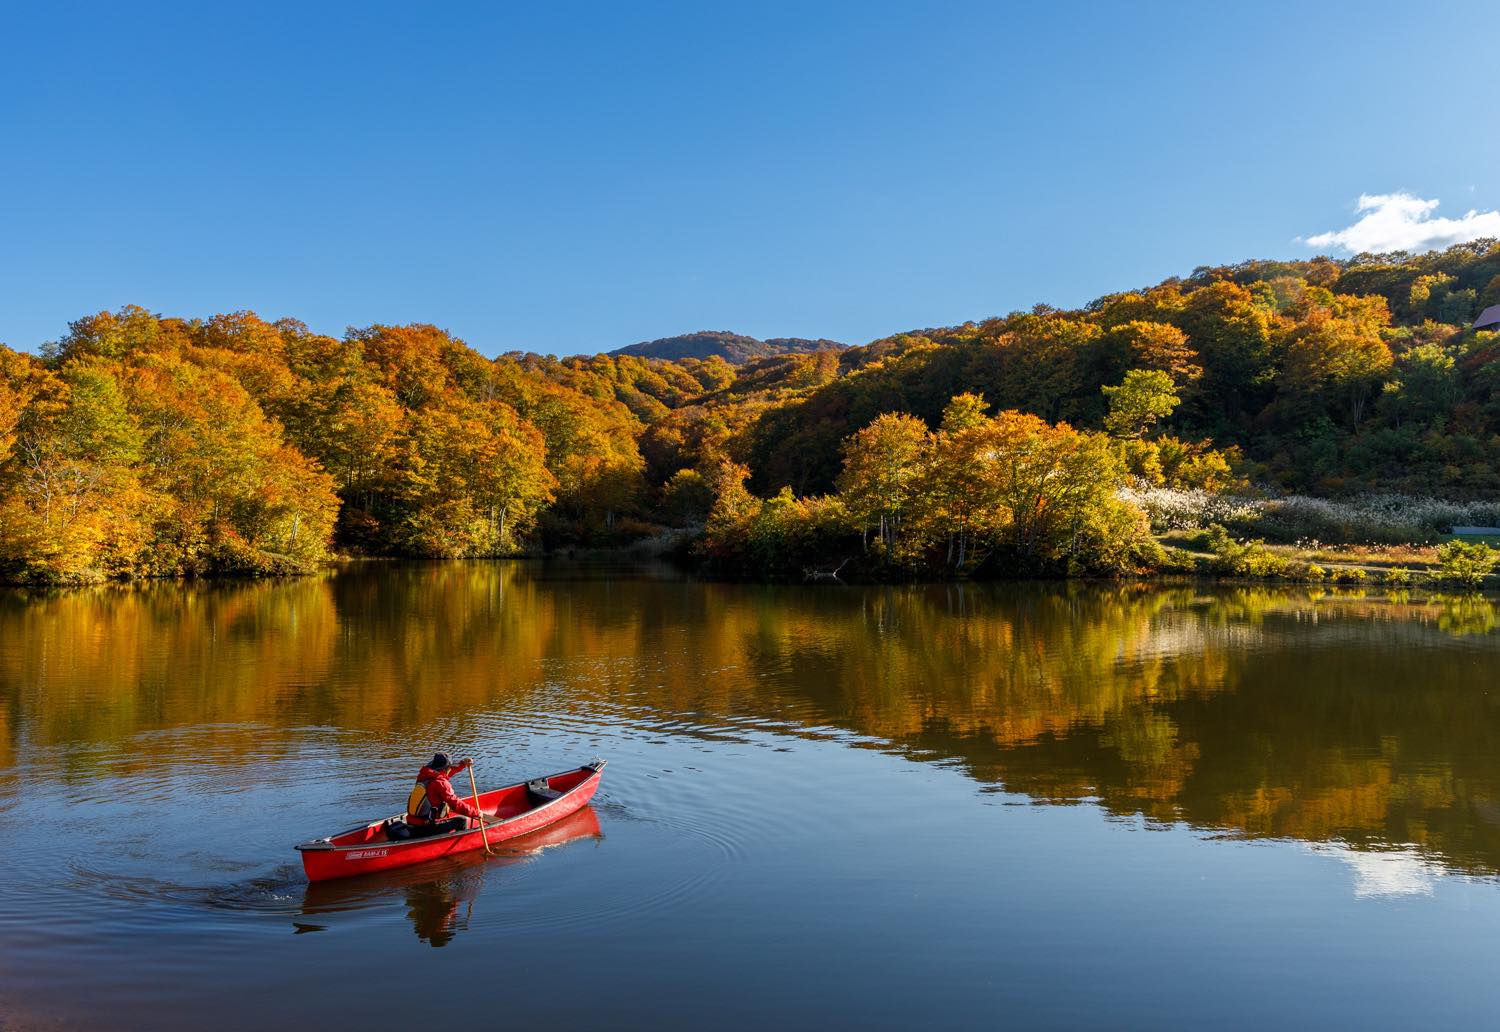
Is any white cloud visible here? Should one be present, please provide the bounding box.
[1306,842,1446,899]
[1302,192,1500,254]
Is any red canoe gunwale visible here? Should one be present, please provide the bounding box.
[295,760,606,882]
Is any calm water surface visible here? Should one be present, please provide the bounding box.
[3,562,1500,1029]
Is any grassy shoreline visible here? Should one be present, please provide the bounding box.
[1155,533,1496,588]
[4,501,1499,591]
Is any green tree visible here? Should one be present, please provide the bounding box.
[1380,343,1458,427]
[1102,369,1180,439]
[1437,288,1477,326]
[659,467,715,526]
[1408,273,1454,321]
[1436,540,1498,590]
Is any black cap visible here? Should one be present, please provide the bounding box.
[430,752,451,770]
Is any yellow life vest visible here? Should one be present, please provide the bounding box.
[406,779,448,824]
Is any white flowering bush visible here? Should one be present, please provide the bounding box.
[1121,484,1500,544]
[1119,485,1260,532]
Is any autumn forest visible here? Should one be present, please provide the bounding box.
[3,242,1500,585]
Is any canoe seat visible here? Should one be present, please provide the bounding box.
[526,779,563,805]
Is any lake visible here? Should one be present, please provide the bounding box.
[2,562,1500,1029]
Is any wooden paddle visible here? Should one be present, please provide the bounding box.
[468,762,494,855]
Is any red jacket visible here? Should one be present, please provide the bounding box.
[412,763,479,823]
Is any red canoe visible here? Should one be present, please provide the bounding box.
[296,761,606,882]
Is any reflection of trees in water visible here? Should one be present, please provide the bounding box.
[883,590,1500,877]
[0,563,552,769]
[4,565,1500,874]
[1432,594,1500,637]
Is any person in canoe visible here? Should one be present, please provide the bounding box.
[394,753,484,839]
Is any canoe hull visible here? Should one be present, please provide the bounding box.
[297,762,604,882]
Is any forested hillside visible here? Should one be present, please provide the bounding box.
[747,246,1500,498]
[611,330,844,363]
[3,241,1499,584]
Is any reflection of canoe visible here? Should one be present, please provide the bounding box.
[295,761,606,882]
[300,805,605,907]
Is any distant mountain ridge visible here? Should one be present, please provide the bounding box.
[610,330,844,364]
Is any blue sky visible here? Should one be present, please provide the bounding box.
[2,1,1497,356]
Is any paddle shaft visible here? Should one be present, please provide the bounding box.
[468,764,494,855]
